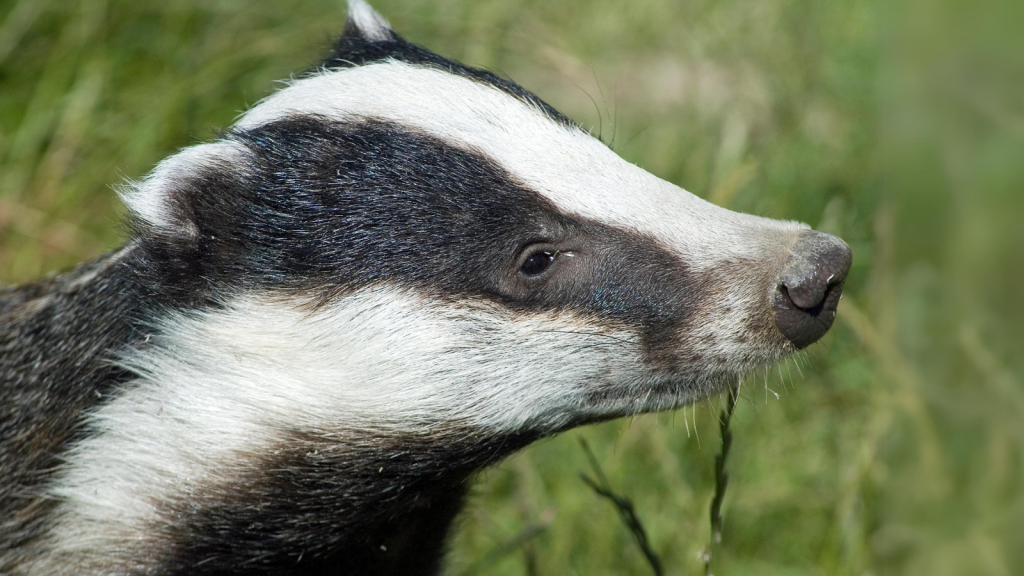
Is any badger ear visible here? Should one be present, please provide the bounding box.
[326,1,409,68]
[119,140,250,238]
[343,0,395,42]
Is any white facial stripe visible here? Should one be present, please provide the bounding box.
[236,60,807,269]
[118,140,250,231]
[39,287,641,569]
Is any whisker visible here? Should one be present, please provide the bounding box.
[535,329,635,347]
[692,403,700,448]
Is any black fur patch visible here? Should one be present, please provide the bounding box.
[135,117,700,360]
[160,430,537,575]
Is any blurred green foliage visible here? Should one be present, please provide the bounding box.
[1,0,1021,574]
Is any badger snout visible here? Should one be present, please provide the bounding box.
[773,230,852,349]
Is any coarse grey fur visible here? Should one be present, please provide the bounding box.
[1,248,143,555]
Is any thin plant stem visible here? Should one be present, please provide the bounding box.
[579,438,664,576]
[704,381,740,576]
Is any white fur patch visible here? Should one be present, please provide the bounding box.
[35,286,651,572]
[235,60,808,273]
[347,0,392,42]
[117,140,250,232]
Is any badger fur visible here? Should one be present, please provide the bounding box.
[0,1,852,574]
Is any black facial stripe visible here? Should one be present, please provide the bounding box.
[325,22,577,130]
[135,116,698,358]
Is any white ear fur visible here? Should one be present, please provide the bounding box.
[347,0,393,42]
[117,140,249,234]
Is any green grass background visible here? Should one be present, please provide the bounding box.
[1,0,1022,574]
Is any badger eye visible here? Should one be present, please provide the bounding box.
[521,251,555,276]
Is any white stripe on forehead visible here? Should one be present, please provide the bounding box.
[236,60,804,265]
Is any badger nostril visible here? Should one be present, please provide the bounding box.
[782,273,833,310]
[774,231,852,349]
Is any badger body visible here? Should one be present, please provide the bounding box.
[0,2,852,574]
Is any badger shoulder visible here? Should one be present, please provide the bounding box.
[0,246,148,565]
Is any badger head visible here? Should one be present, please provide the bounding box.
[115,0,850,435]
[37,1,850,570]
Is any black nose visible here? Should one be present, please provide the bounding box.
[774,231,852,349]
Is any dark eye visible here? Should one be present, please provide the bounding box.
[520,250,555,276]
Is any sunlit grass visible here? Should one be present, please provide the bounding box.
[1,0,1021,574]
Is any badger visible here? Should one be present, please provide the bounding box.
[0,1,852,574]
